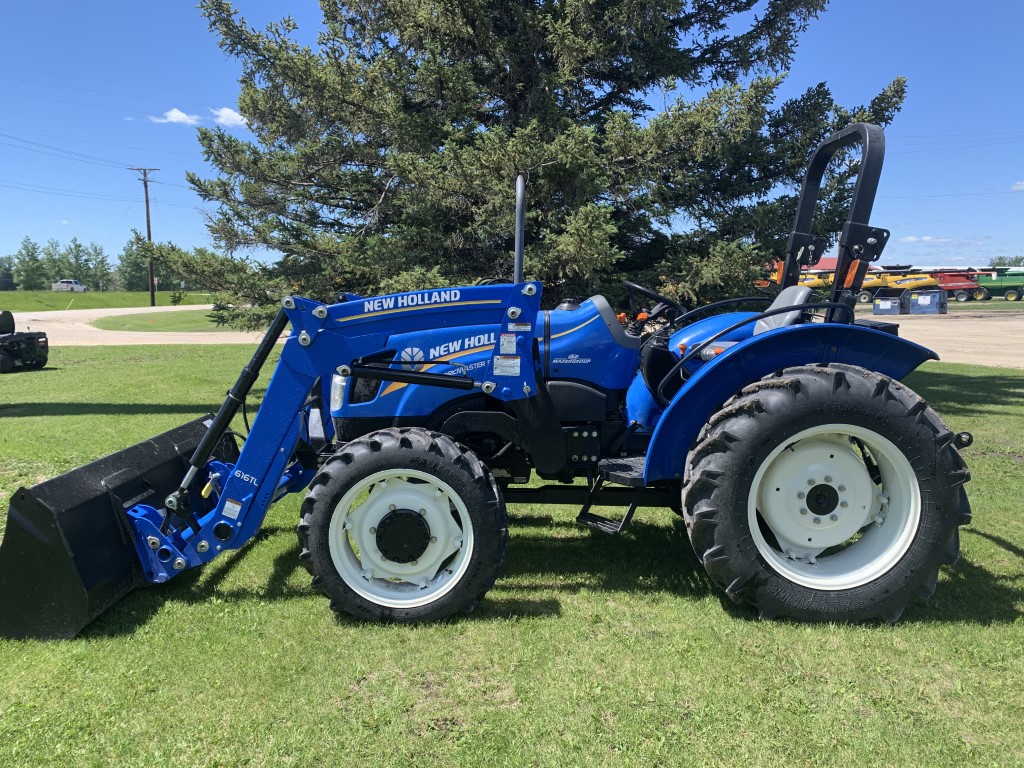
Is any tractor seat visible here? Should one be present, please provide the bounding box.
[754,285,812,335]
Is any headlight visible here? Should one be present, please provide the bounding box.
[329,373,349,414]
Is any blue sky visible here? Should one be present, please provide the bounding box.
[1,1,1021,268]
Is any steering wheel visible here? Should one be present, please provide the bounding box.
[622,280,686,325]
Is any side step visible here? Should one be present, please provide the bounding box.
[575,456,646,534]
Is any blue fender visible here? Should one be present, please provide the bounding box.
[643,323,938,483]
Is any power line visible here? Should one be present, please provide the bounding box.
[0,180,198,207]
[0,131,129,168]
[7,129,197,158]
[0,63,236,100]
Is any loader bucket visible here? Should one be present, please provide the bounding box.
[0,417,232,640]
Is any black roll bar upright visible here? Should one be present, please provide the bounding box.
[777,123,891,321]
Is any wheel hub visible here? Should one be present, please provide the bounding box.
[375,509,431,564]
[756,436,879,557]
[807,483,839,516]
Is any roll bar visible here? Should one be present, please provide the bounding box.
[777,123,891,321]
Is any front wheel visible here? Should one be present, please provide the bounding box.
[298,428,507,622]
[856,290,873,304]
[682,364,970,623]
[953,290,969,302]
[1005,289,1021,302]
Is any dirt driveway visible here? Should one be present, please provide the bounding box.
[11,304,1024,369]
[11,305,263,346]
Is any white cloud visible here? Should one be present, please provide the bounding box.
[211,107,246,127]
[1012,181,1024,192]
[148,108,201,126]
[899,235,955,245]
[60,219,69,225]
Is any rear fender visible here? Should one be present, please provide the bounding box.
[643,323,938,483]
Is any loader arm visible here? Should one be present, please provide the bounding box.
[128,284,543,584]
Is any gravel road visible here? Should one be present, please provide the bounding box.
[10,305,263,346]
[10,304,1024,369]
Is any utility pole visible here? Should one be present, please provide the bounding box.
[130,167,159,306]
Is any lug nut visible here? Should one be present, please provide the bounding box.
[813,517,821,525]
[838,485,846,492]
[824,475,833,483]
[797,491,806,499]
[830,514,838,521]
[840,501,848,508]
[807,478,815,486]
[799,508,808,515]
[430,536,437,543]
[389,505,396,511]
[419,509,426,515]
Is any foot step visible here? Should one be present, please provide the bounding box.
[574,473,641,535]
[598,456,645,487]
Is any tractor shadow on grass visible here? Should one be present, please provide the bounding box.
[906,367,1024,420]
[81,513,1022,638]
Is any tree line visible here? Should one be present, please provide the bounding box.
[0,232,200,292]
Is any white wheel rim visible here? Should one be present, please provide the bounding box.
[328,468,474,608]
[748,424,921,591]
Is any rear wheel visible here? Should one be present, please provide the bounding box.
[856,290,873,304]
[953,290,969,302]
[682,364,970,623]
[972,288,988,301]
[1005,289,1021,302]
[298,428,507,622]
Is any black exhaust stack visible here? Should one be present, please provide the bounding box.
[0,417,236,639]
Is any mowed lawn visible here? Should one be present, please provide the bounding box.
[1,291,212,312]
[0,347,1022,767]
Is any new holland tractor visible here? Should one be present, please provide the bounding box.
[0,124,972,639]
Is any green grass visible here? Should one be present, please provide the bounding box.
[90,309,230,332]
[1,349,1022,767]
[0,291,212,312]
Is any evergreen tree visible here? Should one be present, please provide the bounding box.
[191,0,905,324]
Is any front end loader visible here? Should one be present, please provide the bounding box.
[0,124,973,638]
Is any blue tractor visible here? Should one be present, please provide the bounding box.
[0,124,972,638]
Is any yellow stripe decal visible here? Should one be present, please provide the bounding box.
[337,299,503,323]
[549,314,599,340]
[379,344,496,397]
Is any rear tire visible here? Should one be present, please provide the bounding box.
[298,428,507,622]
[682,364,970,623]
[953,290,969,302]
[856,291,873,304]
[972,288,988,301]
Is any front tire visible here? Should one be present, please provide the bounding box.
[953,290,969,302]
[298,428,507,622]
[1005,289,1021,302]
[682,364,970,623]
